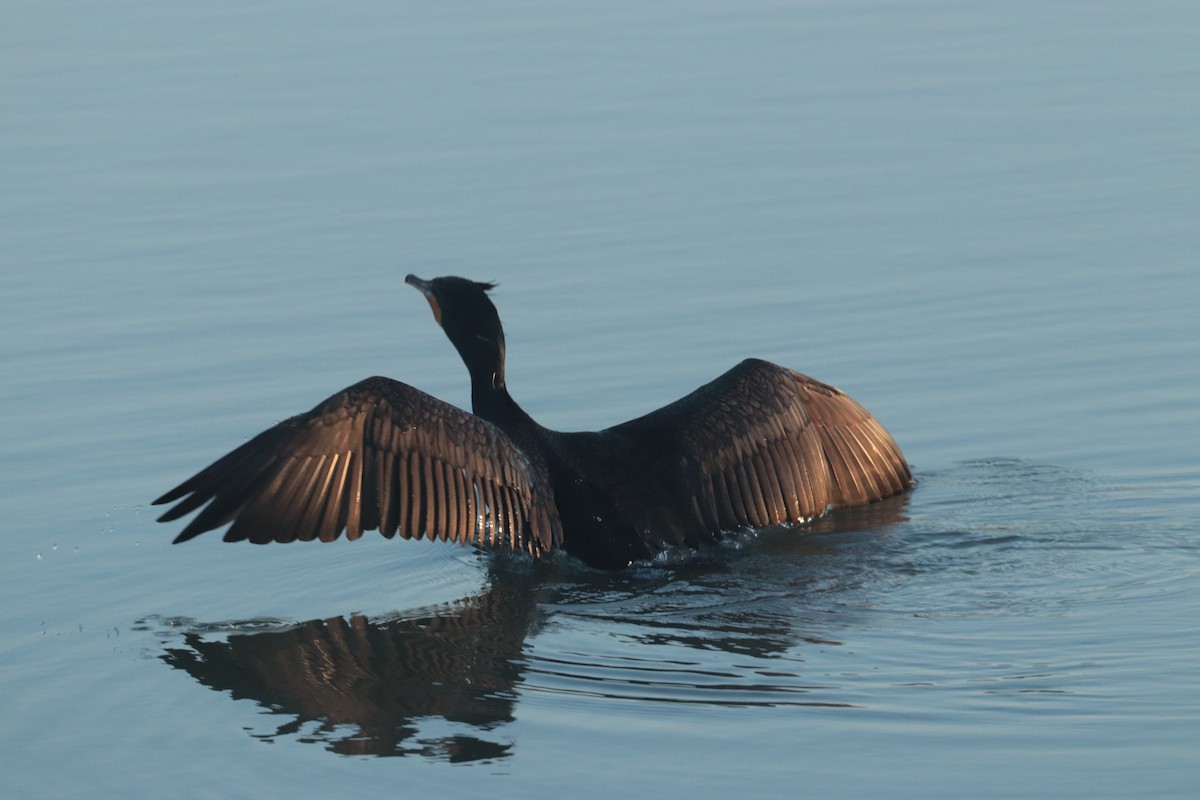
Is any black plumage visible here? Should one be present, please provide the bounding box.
[155,275,913,568]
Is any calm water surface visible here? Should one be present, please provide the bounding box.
[2,1,1198,798]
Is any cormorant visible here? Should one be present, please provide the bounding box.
[154,275,913,569]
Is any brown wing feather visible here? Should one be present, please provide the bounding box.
[605,358,912,544]
[154,377,562,555]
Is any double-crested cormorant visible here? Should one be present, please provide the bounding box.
[155,276,913,569]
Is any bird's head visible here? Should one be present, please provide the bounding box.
[406,274,506,388]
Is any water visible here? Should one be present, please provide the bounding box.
[2,1,1198,797]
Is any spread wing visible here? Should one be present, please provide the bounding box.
[605,358,912,546]
[154,377,562,555]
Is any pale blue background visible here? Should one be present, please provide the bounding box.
[2,1,1197,797]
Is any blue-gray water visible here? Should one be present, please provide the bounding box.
[2,1,1198,797]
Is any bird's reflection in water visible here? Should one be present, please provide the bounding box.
[153,495,909,761]
[158,566,544,761]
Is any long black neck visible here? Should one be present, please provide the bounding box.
[447,315,541,438]
[470,367,536,433]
